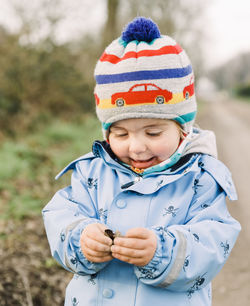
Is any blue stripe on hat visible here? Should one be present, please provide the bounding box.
[95,65,192,84]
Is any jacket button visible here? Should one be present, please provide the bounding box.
[102,288,114,298]
[116,199,127,209]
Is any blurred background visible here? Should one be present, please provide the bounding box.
[0,0,249,305]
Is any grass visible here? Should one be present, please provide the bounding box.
[0,115,102,219]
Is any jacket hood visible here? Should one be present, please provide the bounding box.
[183,127,217,159]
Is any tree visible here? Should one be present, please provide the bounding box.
[102,0,120,48]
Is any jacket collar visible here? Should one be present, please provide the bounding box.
[92,126,217,177]
[92,140,197,177]
[92,140,131,174]
[92,140,201,194]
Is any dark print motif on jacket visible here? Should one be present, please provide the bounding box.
[71,297,79,306]
[137,266,157,279]
[187,273,206,298]
[163,205,179,217]
[193,233,200,242]
[70,256,79,268]
[87,178,98,189]
[220,240,230,258]
[183,255,190,272]
[60,230,66,242]
[192,178,203,195]
[88,274,97,285]
[98,208,108,223]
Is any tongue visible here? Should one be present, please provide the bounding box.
[131,158,155,169]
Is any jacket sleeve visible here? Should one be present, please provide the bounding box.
[134,158,241,294]
[42,161,109,275]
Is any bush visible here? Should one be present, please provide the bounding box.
[235,83,250,97]
[0,29,96,135]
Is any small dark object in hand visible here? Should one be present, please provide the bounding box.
[104,229,115,241]
[104,229,121,244]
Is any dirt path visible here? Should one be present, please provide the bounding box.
[197,96,250,306]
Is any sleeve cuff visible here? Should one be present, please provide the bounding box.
[66,218,109,274]
[134,226,173,281]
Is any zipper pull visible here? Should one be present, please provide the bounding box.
[121,176,142,189]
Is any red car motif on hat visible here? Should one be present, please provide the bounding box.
[183,78,194,100]
[111,83,173,107]
[94,93,100,105]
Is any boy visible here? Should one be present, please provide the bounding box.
[42,17,240,305]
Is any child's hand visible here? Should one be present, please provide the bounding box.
[80,223,113,263]
[111,227,157,266]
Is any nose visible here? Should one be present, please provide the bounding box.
[128,136,147,155]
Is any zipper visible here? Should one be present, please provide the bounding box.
[121,176,142,189]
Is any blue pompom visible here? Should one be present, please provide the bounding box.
[122,17,161,44]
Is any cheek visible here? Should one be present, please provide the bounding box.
[153,137,180,158]
[155,144,173,156]
[109,138,127,158]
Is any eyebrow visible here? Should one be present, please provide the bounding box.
[110,126,126,130]
[110,123,169,130]
[143,124,168,128]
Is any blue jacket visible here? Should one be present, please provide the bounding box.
[42,136,240,306]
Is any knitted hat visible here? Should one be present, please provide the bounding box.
[94,17,196,138]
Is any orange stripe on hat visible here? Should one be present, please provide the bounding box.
[100,44,183,64]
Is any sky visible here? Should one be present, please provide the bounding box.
[0,0,250,69]
[204,0,250,68]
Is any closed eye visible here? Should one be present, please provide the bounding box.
[110,127,128,137]
[114,133,128,137]
[146,131,162,137]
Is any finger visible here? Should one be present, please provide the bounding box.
[83,224,113,246]
[82,231,112,247]
[98,236,113,247]
[111,253,148,266]
[84,247,111,258]
[86,231,113,246]
[125,227,150,239]
[86,254,113,263]
[84,237,111,253]
[113,237,145,250]
[111,245,145,258]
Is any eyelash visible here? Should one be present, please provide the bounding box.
[112,131,162,137]
[146,132,161,137]
[116,134,128,137]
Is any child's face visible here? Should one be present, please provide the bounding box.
[109,118,181,169]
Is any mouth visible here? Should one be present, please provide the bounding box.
[130,157,156,169]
